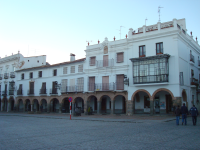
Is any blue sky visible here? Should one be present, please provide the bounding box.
[0,0,200,64]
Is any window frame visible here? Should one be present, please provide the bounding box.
[90,56,96,66]
[139,45,146,57]
[38,71,42,78]
[29,72,33,79]
[116,52,124,63]
[53,69,57,76]
[21,73,24,80]
[156,42,163,55]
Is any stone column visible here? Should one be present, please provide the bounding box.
[47,103,50,113]
[72,103,75,116]
[111,100,115,114]
[150,100,154,115]
[59,103,62,113]
[7,101,10,112]
[97,101,101,114]
[126,100,133,115]
[31,104,33,112]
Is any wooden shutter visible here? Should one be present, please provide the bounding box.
[89,77,95,91]
[61,79,67,92]
[117,52,124,63]
[102,76,109,90]
[103,55,108,67]
[116,74,124,90]
[90,57,96,66]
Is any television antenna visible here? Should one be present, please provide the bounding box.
[117,26,125,39]
[145,18,148,26]
[158,6,163,22]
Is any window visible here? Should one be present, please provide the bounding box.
[89,77,95,91]
[103,55,108,67]
[90,57,96,66]
[63,67,68,74]
[71,66,75,73]
[102,76,109,90]
[139,45,146,57]
[53,69,57,76]
[61,79,68,93]
[38,71,42,78]
[180,72,184,85]
[21,73,24,80]
[78,65,83,72]
[117,52,124,63]
[29,72,33,79]
[156,42,163,54]
[77,77,84,91]
[116,74,124,90]
[191,69,194,77]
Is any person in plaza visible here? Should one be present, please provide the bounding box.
[190,105,199,126]
[180,103,188,125]
[174,105,181,125]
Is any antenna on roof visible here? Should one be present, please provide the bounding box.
[158,6,163,22]
[119,26,125,39]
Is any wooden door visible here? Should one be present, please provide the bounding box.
[89,77,95,91]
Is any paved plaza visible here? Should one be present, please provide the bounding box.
[0,113,199,150]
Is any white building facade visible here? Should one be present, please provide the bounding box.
[1,18,200,115]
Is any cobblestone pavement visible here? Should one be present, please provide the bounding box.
[0,113,199,150]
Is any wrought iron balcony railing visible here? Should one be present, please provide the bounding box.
[133,74,169,84]
[50,88,58,94]
[2,91,7,96]
[4,73,9,79]
[40,89,47,94]
[27,89,34,95]
[191,78,198,85]
[190,54,195,63]
[61,86,84,93]
[9,90,14,95]
[17,89,23,95]
[88,83,115,91]
[10,72,15,78]
[0,74,2,80]
[96,59,114,68]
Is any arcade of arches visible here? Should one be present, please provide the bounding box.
[1,89,184,115]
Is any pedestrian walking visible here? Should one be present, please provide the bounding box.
[190,105,199,126]
[174,105,181,125]
[180,103,188,125]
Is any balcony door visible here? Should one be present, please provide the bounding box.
[30,82,34,94]
[89,77,95,91]
[52,81,57,94]
[102,76,109,91]
[103,55,108,67]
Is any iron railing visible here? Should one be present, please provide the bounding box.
[2,91,7,96]
[61,86,84,93]
[50,88,58,94]
[191,78,198,85]
[96,59,114,68]
[10,72,15,78]
[190,54,195,63]
[9,90,14,95]
[40,89,47,94]
[17,89,23,95]
[4,73,9,79]
[133,74,169,84]
[27,89,34,95]
[88,83,115,91]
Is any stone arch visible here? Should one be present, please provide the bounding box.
[40,99,47,112]
[50,98,59,113]
[8,96,15,111]
[114,95,126,114]
[18,99,23,112]
[33,99,39,112]
[87,95,98,113]
[74,97,84,113]
[25,99,31,111]
[152,88,175,100]
[182,89,187,102]
[99,95,111,102]
[61,97,70,113]
[131,89,152,101]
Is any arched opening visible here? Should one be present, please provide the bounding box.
[100,95,111,114]
[114,95,126,114]
[25,99,31,111]
[62,98,70,113]
[33,99,39,112]
[2,98,8,111]
[51,98,59,113]
[152,90,174,114]
[41,99,47,112]
[18,99,23,112]
[74,97,84,113]
[88,96,97,113]
[10,98,15,111]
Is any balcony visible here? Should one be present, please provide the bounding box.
[88,83,115,91]
[2,91,7,96]
[4,73,9,79]
[0,74,2,80]
[96,59,114,68]
[17,89,23,95]
[61,86,84,93]
[50,88,58,95]
[10,72,15,78]
[27,89,34,95]
[190,54,195,63]
[191,78,198,85]
[9,90,14,95]
[133,74,169,84]
[40,89,47,95]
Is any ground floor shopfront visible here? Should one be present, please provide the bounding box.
[1,88,192,115]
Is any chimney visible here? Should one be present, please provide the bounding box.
[70,53,75,61]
